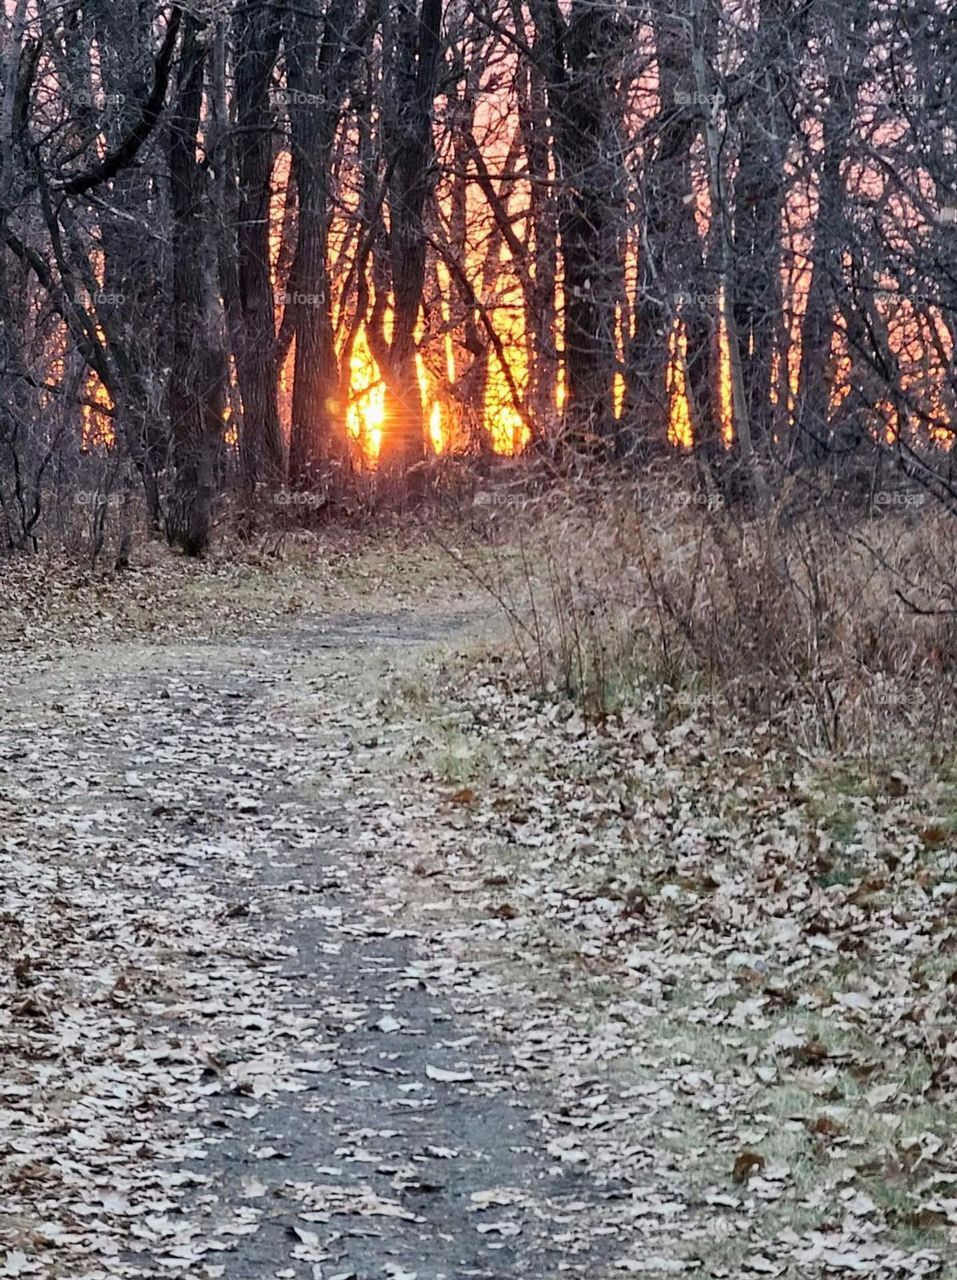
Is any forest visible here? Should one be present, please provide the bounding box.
[1,0,955,555]
[3,4,957,1278]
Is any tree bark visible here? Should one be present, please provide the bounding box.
[529,0,627,450]
[285,0,370,486]
[625,1,712,458]
[379,0,443,470]
[167,15,223,554]
[730,0,792,450]
[233,0,284,489]
[794,4,865,466]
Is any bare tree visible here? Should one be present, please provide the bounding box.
[167,12,224,553]
[379,0,443,469]
[232,0,284,489]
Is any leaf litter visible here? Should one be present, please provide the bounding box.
[1,551,954,1277]
[0,562,641,1277]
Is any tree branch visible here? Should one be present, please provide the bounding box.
[59,6,182,197]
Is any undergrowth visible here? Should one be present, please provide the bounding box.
[452,474,957,756]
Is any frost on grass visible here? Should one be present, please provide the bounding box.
[386,661,957,1278]
[0,568,632,1278]
[1,554,955,1278]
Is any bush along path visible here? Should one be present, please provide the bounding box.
[0,605,660,1280]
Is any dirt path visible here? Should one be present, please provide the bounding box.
[0,604,631,1279]
[7,559,950,1280]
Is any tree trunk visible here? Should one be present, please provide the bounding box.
[167,15,223,554]
[520,49,558,436]
[285,0,363,486]
[795,5,865,466]
[530,0,626,449]
[731,0,792,450]
[233,0,284,489]
[379,0,443,470]
[625,1,712,458]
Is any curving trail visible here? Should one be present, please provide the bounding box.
[0,607,628,1279]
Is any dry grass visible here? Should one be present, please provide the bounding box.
[455,473,957,754]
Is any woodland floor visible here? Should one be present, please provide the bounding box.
[1,539,955,1279]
